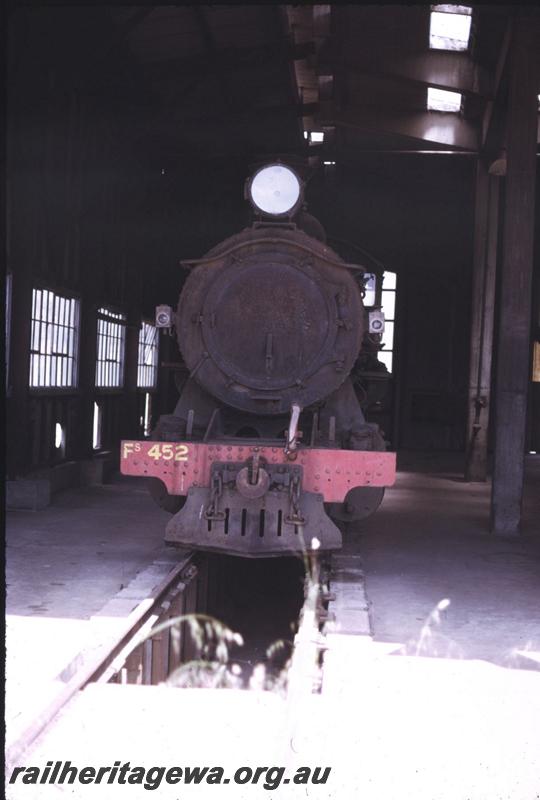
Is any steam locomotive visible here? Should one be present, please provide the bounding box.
[121,163,396,557]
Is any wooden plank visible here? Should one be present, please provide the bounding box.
[490,10,539,534]
[181,575,199,664]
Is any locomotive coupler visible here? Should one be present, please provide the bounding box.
[204,472,226,521]
[236,452,270,500]
[285,473,306,527]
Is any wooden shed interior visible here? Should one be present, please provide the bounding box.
[6,4,540,534]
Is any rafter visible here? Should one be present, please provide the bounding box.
[318,50,493,98]
[481,20,512,155]
[317,104,479,151]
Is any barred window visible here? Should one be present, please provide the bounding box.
[137,322,159,389]
[379,271,397,374]
[96,307,126,388]
[30,288,80,388]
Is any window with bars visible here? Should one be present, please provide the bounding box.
[95,307,126,388]
[137,321,159,389]
[379,272,397,373]
[29,288,80,388]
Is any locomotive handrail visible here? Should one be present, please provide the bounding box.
[180,237,365,273]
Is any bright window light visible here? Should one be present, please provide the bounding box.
[95,307,126,388]
[310,131,325,143]
[323,161,336,166]
[137,322,159,389]
[363,273,377,307]
[143,392,152,437]
[428,87,462,112]
[30,288,80,388]
[380,271,397,373]
[303,131,309,140]
[55,423,64,449]
[93,402,102,450]
[430,5,472,51]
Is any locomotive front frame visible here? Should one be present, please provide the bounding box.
[121,437,396,557]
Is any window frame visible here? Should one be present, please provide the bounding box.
[427,86,463,114]
[95,305,127,391]
[28,285,81,393]
[429,5,472,52]
[379,271,397,374]
[137,320,159,391]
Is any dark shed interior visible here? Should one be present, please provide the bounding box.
[6,4,540,535]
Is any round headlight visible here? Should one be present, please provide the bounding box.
[247,163,303,217]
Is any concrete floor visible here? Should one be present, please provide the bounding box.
[6,476,170,620]
[5,476,172,741]
[6,456,540,675]
[348,453,540,667]
[6,458,540,800]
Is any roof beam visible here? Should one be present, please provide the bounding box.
[283,5,333,167]
[318,104,479,150]
[319,50,493,98]
[481,19,512,155]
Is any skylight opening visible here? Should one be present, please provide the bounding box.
[304,131,325,144]
[430,5,472,51]
[427,87,462,112]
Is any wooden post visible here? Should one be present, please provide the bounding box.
[122,313,141,440]
[490,10,539,534]
[465,160,499,482]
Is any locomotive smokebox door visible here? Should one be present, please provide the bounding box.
[177,228,364,416]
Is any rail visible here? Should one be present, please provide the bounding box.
[6,553,199,773]
[7,548,333,776]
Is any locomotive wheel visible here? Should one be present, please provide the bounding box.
[147,478,186,514]
[326,486,385,523]
[147,415,187,514]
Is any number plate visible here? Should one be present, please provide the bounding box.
[120,440,396,502]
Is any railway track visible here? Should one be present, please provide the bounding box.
[6,547,338,778]
[6,551,200,773]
